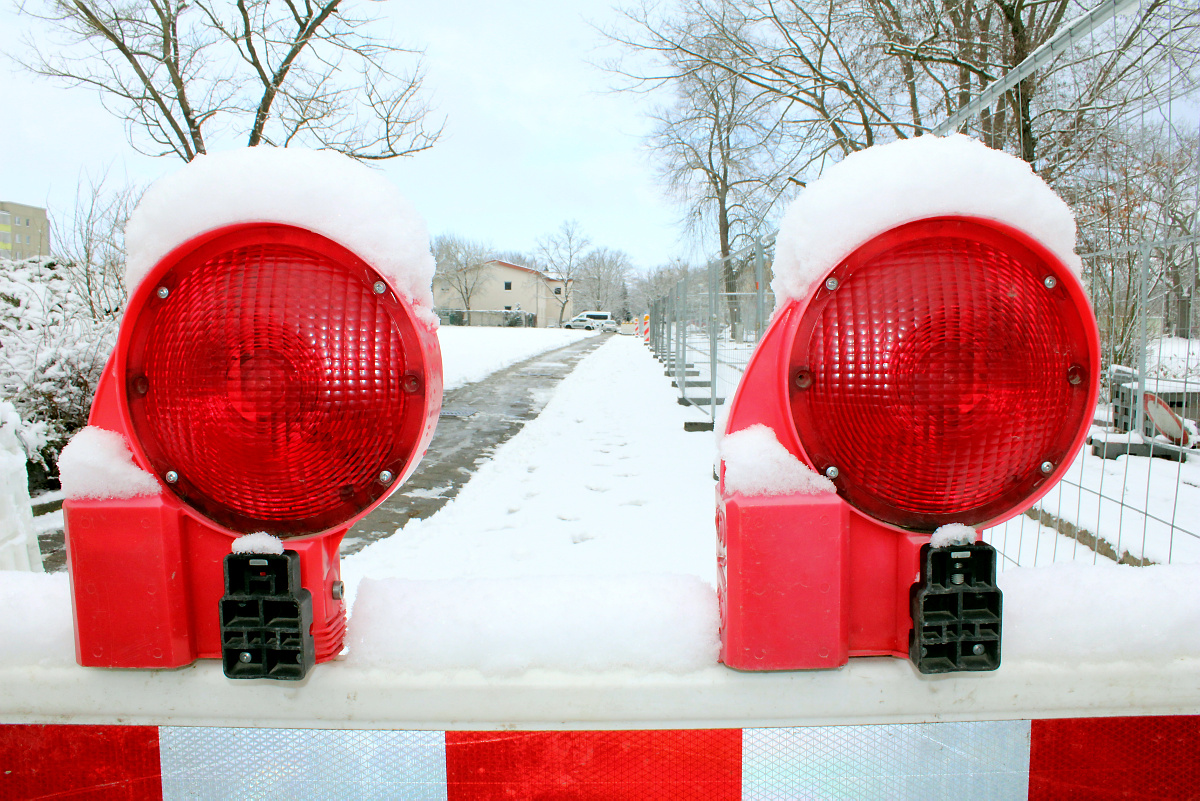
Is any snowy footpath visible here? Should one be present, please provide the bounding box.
[344,333,721,673]
[346,333,717,587]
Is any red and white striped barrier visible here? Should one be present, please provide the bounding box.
[643,313,651,345]
[5,717,1199,798]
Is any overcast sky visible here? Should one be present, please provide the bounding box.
[0,0,694,271]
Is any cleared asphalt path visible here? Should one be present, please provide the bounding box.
[341,333,610,555]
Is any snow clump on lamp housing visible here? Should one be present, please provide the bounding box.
[720,424,835,497]
[59,426,160,500]
[124,147,438,328]
[770,134,1081,307]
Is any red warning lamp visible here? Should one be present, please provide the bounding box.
[65,222,441,679]
[718,216,1100,674]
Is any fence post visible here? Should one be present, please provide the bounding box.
[663,293,670,362]
[755,237,766,342]
[657,297,664,358]
[676,273,687,398]
[667,287,675,364]
[649,301,656,353]
[654,300,661,356]
[1135,246,1149,439]
[671,282,680,387]
[710,259,719,421]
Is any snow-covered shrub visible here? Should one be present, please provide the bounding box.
[1146,336,1200,381]
[0,257,119,490]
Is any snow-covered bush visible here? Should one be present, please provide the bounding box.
[0,257,119,490]
[1146,336,1200,381]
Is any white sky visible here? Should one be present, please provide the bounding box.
[0,0,690,271]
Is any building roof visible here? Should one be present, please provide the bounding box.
[485,260,571,284]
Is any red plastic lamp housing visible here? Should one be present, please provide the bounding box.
[787,217,1099,530]
[119,223,436,536]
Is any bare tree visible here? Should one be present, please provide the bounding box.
[1070,126,1200,368]
[606,11,800,335]
[51,171,139,320]
[432,234,494,318]
[628,258,691,317]
[575,246,632,315]
[609,15,797,255]
[17,0,442,162]
[607,0,1199,182]
[537,221,591,325]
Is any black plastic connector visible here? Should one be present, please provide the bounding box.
[909,542,1002,674]
[220,551,314,680]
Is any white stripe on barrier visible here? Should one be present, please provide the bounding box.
[159,728,447,800]
[743,722,1030,799]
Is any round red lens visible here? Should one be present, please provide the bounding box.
[124,225,425,535]
[788,218,1096,530]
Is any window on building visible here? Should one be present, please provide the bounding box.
[554,287,562,295]
[504,281,512,290]
[504,305,512,311]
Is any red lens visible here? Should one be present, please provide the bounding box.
[788,218,1096,530]
[124,225,426,535]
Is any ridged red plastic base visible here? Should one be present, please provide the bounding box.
[66,494,346,669]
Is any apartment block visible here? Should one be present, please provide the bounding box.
[0,202,51,260]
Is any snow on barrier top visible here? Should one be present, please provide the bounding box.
[4,563,1200,726]
[770,134,1081,308]
[124,147,437,326]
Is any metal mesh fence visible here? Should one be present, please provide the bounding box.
[651,236,776,419]
[989,236,1200,570]
[654,235,1200,570]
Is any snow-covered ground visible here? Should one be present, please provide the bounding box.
[347,334,714,590]
[438,326,596,391]
[984,428,1200,567]
[344,334,720,673]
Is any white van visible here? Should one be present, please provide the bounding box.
[563,311,614,330]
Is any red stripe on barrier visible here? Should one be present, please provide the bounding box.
[445,729,742,801]
[0,724,162,800]
[1029,715,1200,800]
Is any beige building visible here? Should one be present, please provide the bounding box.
[433,260,573,327]
[0,202,51,261]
